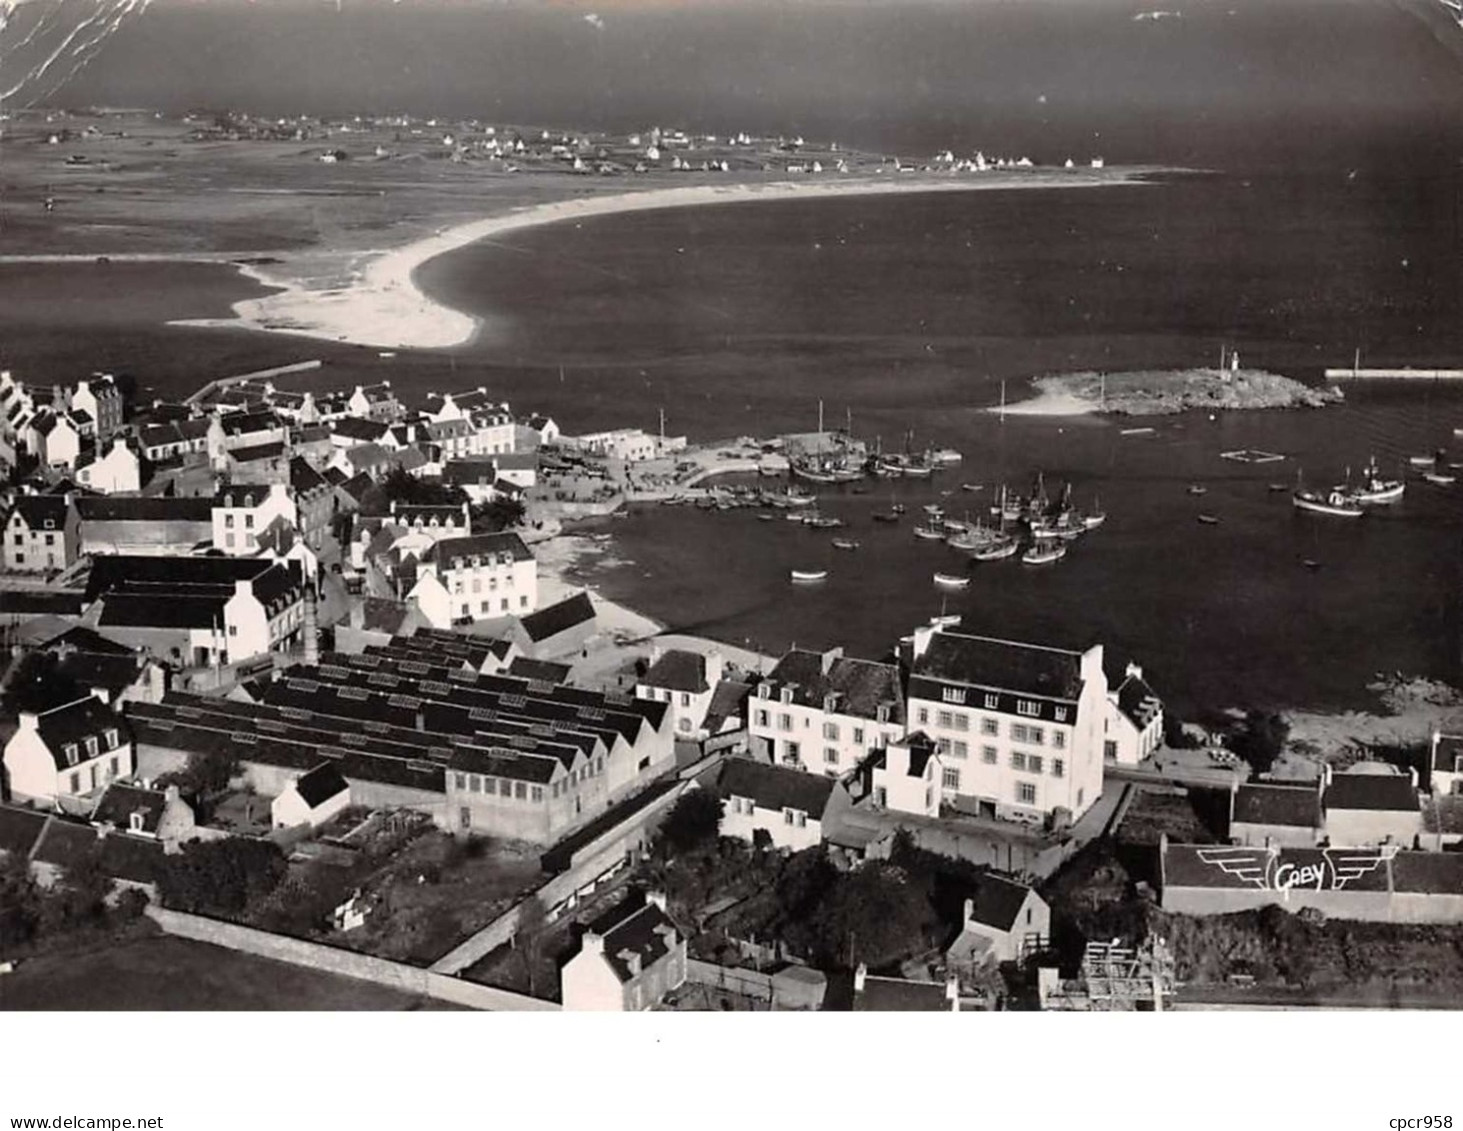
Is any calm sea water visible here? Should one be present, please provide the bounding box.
[417,171,1463,715]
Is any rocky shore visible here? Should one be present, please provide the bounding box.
[1006,368,1343,417]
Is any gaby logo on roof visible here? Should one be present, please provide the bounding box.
[1194,846,1397,893]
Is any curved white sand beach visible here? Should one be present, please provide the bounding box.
[988,389,1100,417]
[174,171,1145,352]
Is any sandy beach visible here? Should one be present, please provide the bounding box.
[532,529,664,641]
[988,389,1101,417]
[172,170,1146,352]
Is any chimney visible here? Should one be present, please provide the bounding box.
[911,624,936,660]
[234,579,253,599]
[646,890,667,913]
[1125,661,1143,681]
[962,897,974,927]
[946,975,960,1011]
[163,784,180,804]
[853,963,867,993]
[618,949,642,977]
[1323,763,1334,787]
[705,649,725,686]
[820,646,844,675]
[16,710,38,733]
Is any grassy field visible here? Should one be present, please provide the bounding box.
[0,934,457,1011]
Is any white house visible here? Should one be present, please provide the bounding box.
[864,732,941,817]
[746,648,904,777]
[346,382,400,421]
[212,482,298,556]
[3,695,133,807]
[408,531,537,628]
[1104,662,1163,765]
[905,625,1108,824]
[945,874,1051,968]
[635,647,724,738]
[90,782,196,847]
[717,759,841,853]
[560,892,687,1011]
[27,410,82,469]
[74,437,142,495]
[271,762,351,829]
[69,376,124,440]
[1431,731,1463,796]
[1323,764,1424,848]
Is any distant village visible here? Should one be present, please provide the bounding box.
[1,354,1461,1012]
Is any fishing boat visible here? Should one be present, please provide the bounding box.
[1083,495,1107,530]
[832,538,860,550]
[757,513,776,522]
[1303,559,1322,570]
[1292,488,1364,517]
[930,448,964,467]
[790,569,829,583]
[1267,482,1291,493]
[1423,470,1457,486]
[922,503,945,516]
[914,521,947,541]
[934,572,970,589]
[806,515,845,529]
[972,537,1020,561]
[961,483,984,493]
[1186,484,1208,497]
[1120,426,1156,436]
[1345,457,1405,504]
[785,511,808,523]
[1197,513,1220,525]
[941,517,970,535]
[1409,454,1440,468]
[1021,539,1067,565]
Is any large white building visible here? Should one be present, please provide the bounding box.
[746,648,904,777]
[1104,663,1164,765]
[408,531,537,628]
[905,626,1108,824]
[74,437,142,495]
[212,483,298,556]
[3,695,133,808]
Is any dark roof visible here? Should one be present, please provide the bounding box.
[99,593,228,629]
[540,781,680,874]
[1232,783,1323,830]
[8,494,72,531]
[0,590,86,615]
[221,410,283,436]
[1161,843,1395,892]
[294,762,350,809]
[914,631,1084,701]
[717,759,836,817]
[32,818,166,885]
[442,459,499,485]
[1116,672,1163,728]
[853,975,950,1012]
[520,592,596,644]
[1391,852,1463,894]
[705,680,752,730]
[966,873,1036,932]
[333,417,390,443]
[359,597,414,635]
[86,553,280,601]
[761,650,905,724]
[75,495,214,523]
[427,531,533,567]
[91,783,167,834]
[585,896,681,984]
[642,649,708,694]
[289,457,328,494]
[339,472,374,502]
[323,467,348,486]
[506,658,571,684]
[227,440,287,464]
[1324,773,1420,814]
[33,696,128,767]
[0,805,48,858]
[42,625,134,655]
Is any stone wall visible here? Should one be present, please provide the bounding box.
[145,906,558,1011]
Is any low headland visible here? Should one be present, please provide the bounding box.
[996,367,1344,417]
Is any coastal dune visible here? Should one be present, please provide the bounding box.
[175,171,1144,352]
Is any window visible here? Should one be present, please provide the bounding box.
[917,707,929,725]
[520,596,528,608]
[1017,781,1037,805]
[1029,727,1045,745]
[244,514,254,529]
[468,775,481,793]
[783,808,795,825]
[784,809,807,828]
[680,692,691,707]
[1054,707,1069,722]
[514,781,527,800]
[778,713,792,731]
[1011,723,1030,743]
[875,704,890,724]
[785,741,801,763]
[84,736,98,759]
[824,747,839,765]
[853,726,865,745]
[1104,740,1117,759]
[936,709,953,729]
[484,777,498,795]
[481,601,490,613]
[69,772,80,794]
[225,514,235,528]
[226,533,236,549]
[982,745,998,764]
[228,625,238,637]
[1010,751,1027,771]
[1028,755,1044,775]
[678,718,692,733]
[823,721,839,741]
[942,767,961,790]
[531,786,543,802]
[1017,699,1040,717]
[936,737,950,755]
[952,740,968,760]
[108,756,118,779]
[44,534,54,547]
[874,786,887,808]
[1053,731,1066,750]
[983,693,998,710]
[454,773,466,790]
[755,709,769,728]
[952,713,969,732]
[63,743,78,766]
[1052,759,1065,778]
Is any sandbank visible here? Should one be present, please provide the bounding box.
[172,170,1148,352]
[988,390,1100,417]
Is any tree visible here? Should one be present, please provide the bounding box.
[472,496,526,533]
[1231,710,1289,775]
[514,894,548,997]
[0,854,40,948]
[1,652,85,716]
[655,787,723,857]
[800,862,936,971]
[362,467,466,515]
[157,838,286,916]
[156,749,239,809]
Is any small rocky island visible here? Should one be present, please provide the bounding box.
[1024,368,1344,416]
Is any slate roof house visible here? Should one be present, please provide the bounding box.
[3,694,133,808]
[3,492,80,573]
[1104,662,1164,765]
[717,758,845,852]
[945,873,1051,968]
[560,891,688,1011]
[1229,781,1325,848]
[271,762,352,829]
[635,647,725,738]
[1323,765,1424,848]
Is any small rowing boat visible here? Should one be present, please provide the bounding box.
[832,538,860,550]
[934,572,970,588]
[791,569,828,583]
[1197,514,1220,525]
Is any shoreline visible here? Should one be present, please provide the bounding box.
[169,169,1154,352]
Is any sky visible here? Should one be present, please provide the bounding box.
[3,0,1463,167]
